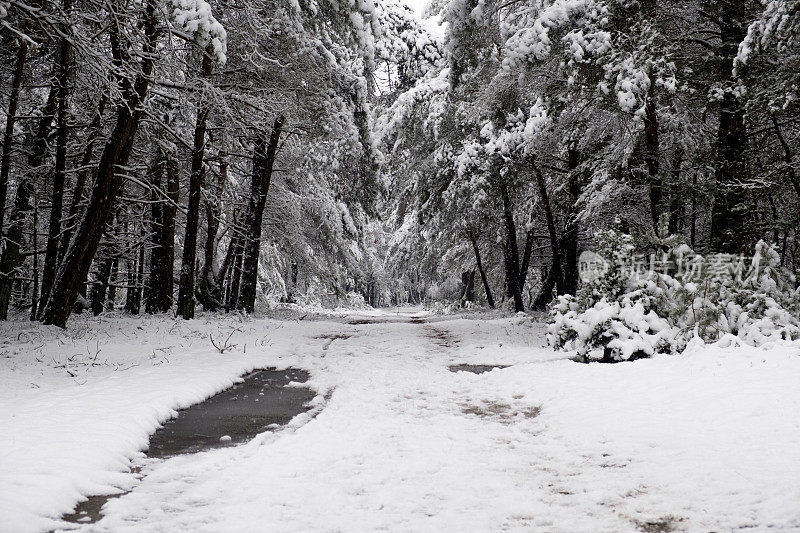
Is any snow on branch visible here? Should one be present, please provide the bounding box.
[502,0,611,71]
[736,0,800,69]
[167,0,227,64]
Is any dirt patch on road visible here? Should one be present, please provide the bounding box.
[633,516,681,532]
[423,325,459,349]
[315,333,352,350]
[460,400,541,423]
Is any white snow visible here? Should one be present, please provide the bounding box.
[2,309,800,532]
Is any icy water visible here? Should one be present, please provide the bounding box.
[448,363,508,374]
[60,367,315,526]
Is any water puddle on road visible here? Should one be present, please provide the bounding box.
[59,367,315,528]
[448,364,509,374]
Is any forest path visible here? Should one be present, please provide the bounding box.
[55,309,561,532]
[19,309,800,533]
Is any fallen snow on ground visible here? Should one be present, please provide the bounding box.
[2,308,800,532]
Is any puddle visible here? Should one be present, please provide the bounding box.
[60,367,315,528]
[448,364,509,374]
[60,488,136,525]
[147,367,314,457]
[349,318,381,325]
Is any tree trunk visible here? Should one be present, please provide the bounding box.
[690,170,697,249]
[532,266,557,311]
[237,115,285,313]
[468,229,494,308]
[29,192,39,320]
[499,182,524,312]
[709,0,749,253]
[215,209,238,290]
[90,255,113,316]
[531,159,563,303]
[667,147,685,235]
[518,224,535,291]
[41,0,160,327]
[124,244,143,315]
[146,153,178,313]
[225,235,244,311]
[162,155,179,310]
[198,160,226,310]
[644,72,662,232]
[144,153,166,313]
[459,269,475,305]
[106,258,118,310]
[0,36,28,241]
[561,145,581,295]
[38,28,72,316]
[177,53,214,319]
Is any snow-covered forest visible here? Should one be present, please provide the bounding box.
[1,0,800,531]
[0,0,798,323]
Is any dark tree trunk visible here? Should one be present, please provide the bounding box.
[146,154,179,313]
[144,154,166,313]
[460,269,475,305]
[0,36,28,241]
[238,115,285,313]
[690,170,698,249]
[215,209,238,290]
[499,183,524,312]
[106,258,118,310]
[198,160,226,310]
[532,266,557,311]
[137,243,145,311]
[124,245,143,315]
[29,192,39,320]
[668,147,685,235]
[0,70,59,319]
[468,229,494,308]
[531,160,563,306]
[38,29,72,316]
[177,53,214,319]
[41,0,160,327]
[562,145,581,295]
[709,0,750,253]
[90,255,113,316]
[644,72,662,232]
[518,224,535,291]
[225,235,244,311]
[162,155,179,310]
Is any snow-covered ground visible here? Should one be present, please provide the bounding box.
[2,308,800,532]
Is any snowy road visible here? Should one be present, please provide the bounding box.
[2,309,800,532]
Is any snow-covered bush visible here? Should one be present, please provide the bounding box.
[549,227,800,362]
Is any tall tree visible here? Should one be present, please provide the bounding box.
[237,115,284,313]
[38,2,73,315]
[0,33,27,241]
[177,52,214,319]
